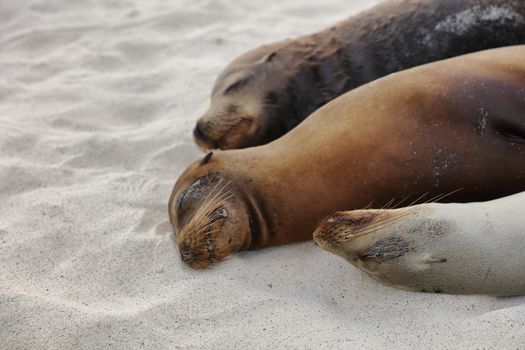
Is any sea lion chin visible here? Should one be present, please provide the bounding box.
[193,0,525,150]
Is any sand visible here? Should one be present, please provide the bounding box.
[1,0,524,349]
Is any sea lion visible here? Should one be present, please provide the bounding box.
[313,191,525,296]
[193,0,525,150]
[170,46,525,269]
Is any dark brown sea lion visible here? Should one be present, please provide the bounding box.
[313,192,525,296]
[170,46,525,268]
[193,0,525,150]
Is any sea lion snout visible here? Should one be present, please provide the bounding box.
[326,211,375,227]
[168,165,254,268]
[193,106,260,150]
[193,122,208,143]
[177,207,229,269]
[314,211,376,243]
[193,116,217,150]
[314,209,409,264]
[173,186,251,268]
[313,211,373,259]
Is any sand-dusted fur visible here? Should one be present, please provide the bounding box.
[175,178,233,268]
[314,192,525,296]
[170,46,525,268]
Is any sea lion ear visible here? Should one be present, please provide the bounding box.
[260,51,278,64]
[200,151,213,166]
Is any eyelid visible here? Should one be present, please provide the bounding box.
[175,190,188,229]
[177,190,187,210]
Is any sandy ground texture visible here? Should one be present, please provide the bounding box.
[1,0,525,349]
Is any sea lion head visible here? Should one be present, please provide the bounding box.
[314,206,461,293]
[193,42,294,150]
[168,152,254,268]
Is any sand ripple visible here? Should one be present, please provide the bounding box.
[1,0,524,349]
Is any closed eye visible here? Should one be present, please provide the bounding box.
[175,190,188,228]
[223,77,252,95]
[495,119,525,144]
[177,190,187,211]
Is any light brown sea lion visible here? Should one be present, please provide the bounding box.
[193,0,525,150]
[313,191,525,296]
[170,46,525,268]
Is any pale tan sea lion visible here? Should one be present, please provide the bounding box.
[193,0,525,150]
[169,46,525,268]
[313,192,525,296]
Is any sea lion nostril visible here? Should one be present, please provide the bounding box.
[193,124,207,142]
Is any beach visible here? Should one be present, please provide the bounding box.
[1,0,525,348]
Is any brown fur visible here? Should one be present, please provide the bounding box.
[171,46,525,268]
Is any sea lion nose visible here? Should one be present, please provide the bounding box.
[193,122,208,142]
[313,216,340,244]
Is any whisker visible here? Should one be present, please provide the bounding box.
[178,180,232,243]
[423,188,463,204]
[392,194,412,209]
[194,180,231,216]
[404,192,428,208]
[341,211,413,241]
[381,197,396,210]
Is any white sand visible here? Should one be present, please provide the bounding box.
[1,0,524,348]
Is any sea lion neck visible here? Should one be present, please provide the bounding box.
[283,34,359,125]
[214,148,278,248]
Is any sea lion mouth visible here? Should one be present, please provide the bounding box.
[179,207,229,269]
[194,116,255,150]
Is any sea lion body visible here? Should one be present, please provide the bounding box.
[194,0,525,149]
[313,192,525,296]
[170,46,525,268]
